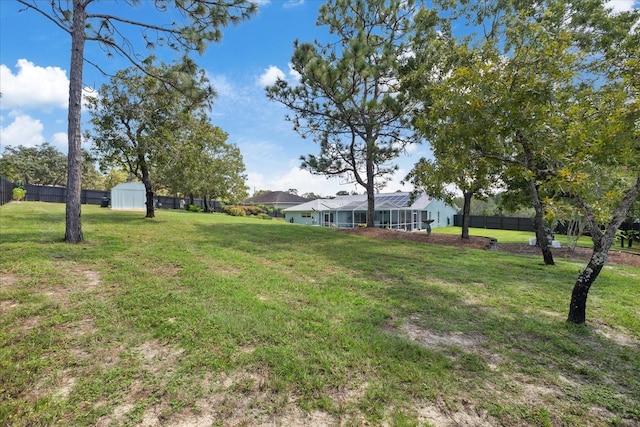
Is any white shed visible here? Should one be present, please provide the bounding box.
[110,182,145,210]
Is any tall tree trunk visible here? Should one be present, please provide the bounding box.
[461,191,472,239]
[527,179,555,265]
[64,0,86,243]
[203,195,210,213]
[366,158,375,228]
[140,162,155,218]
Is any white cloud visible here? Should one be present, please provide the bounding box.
[288,63,301,82]
[605,0,639,13]
[246,164,410,198]
[207,73,236,98]
[0,59,69,110]
[82,86,98,109]
[0,112,45,148]
[245,171,267,194]
[52,132,68,150]
[283,0,305,9]
[258,65,286,87]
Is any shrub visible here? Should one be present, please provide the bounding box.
[242,205,264,216]
[257,213,271,220]
[186,204,202,213]
[225,206,246,217]
[223,205,263,216]
[12,187,26,201]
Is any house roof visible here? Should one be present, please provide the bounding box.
[283,192,439,212]
[111,182,145,191]
[243,191,311,205]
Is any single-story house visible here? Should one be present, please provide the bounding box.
[110,182,145,210]
[243,191,311,210]
[283,192,458,231]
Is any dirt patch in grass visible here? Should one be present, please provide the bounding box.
[101,364,345,427]
[337,227,640,267]
[386,314,639,427]
[416,401,496,427]
[385,317,502,426]
[590,319,638,348]
[0,274,18,286]
[0,275,21,313]
[338,227,493,250]
[399,322,483,349]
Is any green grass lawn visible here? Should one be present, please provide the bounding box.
[1,202,638,426]
[432,226,596,247]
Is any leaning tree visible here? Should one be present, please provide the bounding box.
[16,0,256,242]
[419,0,639,322]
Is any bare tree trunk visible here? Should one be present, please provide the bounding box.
[366,158,375,228]
[64,0,86,243]
[527,179,555,265]
[461,191,472,239]
[140,161,155,218]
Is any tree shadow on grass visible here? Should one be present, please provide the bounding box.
[190,221,639,424]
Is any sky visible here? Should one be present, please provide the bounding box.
[1,0,638,197]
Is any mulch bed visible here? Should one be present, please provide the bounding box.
[336,227,640,268]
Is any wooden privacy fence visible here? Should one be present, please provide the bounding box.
[0,177,215,211]
[0,176,13,206]
[23,184,110,205]
[454,215,535,232]
[454,215,639,234]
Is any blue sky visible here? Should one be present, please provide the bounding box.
[1,0,638,197]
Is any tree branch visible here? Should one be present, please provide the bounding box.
[87,13,182,35]
[16,0,71,35]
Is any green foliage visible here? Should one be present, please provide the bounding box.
[223,205,264,217]
[452,194,535,217]
[224,206,246,216]
[266,0,420,225]
[12,187,26,201]
[616,229,640,248]
[185,204,202,213]
[18,0,257,242]
[85,58,216,217]
[101,169,129,191]
[407,0,640,317]
[0,143,67,186]
[257,213,271,220]
[156,115,248,206]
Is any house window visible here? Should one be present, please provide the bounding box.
[301,212,313,218]
[354,211,367,224]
